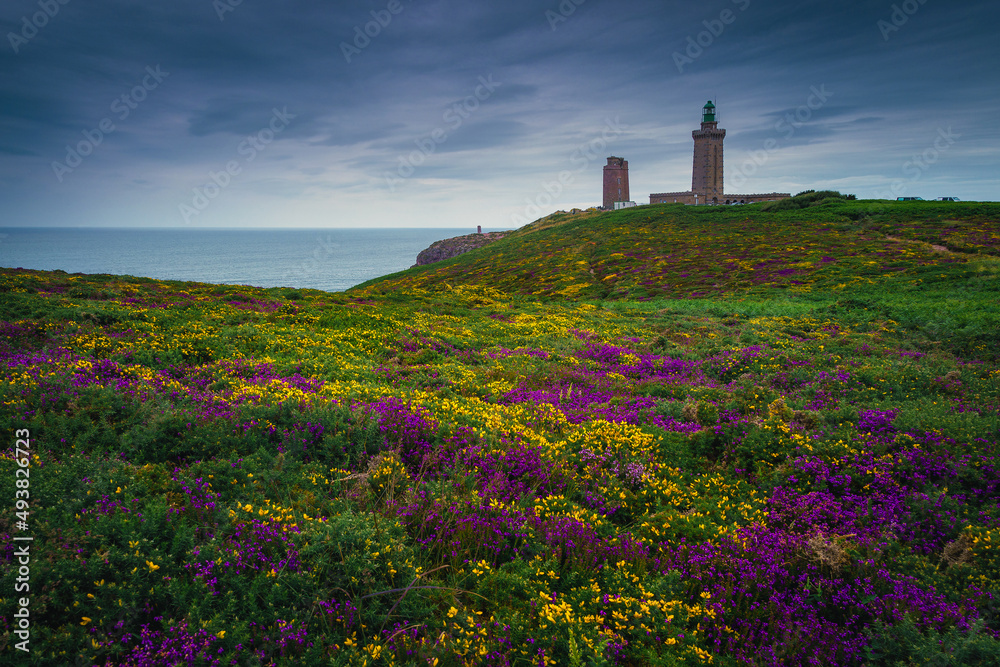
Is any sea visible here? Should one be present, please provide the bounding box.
[0,227,502,293]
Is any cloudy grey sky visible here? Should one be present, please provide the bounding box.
[1,0,997,229]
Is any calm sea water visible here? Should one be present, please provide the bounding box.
[0,227,497,292]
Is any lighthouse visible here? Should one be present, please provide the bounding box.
[691,101,726,205]
[648,101,791,206]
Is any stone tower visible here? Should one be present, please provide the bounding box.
[603,156,630,209]
[649,101,790,206]
[691,101,725,204]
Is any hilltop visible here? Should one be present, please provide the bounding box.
[357,198,1000,359]
[359,197,1000,301]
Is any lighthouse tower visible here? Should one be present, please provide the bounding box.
[649,101,790,206]
[691,101,726,204]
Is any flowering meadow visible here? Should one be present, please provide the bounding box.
[361,199,1000,308]
[2,199,1000,666]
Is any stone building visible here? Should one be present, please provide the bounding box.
[602,157,630,210]
[692,101,726,201]
[648,102,790,206]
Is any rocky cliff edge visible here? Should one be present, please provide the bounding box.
[412,231,511,267]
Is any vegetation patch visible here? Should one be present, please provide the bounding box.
[2,200,999,665]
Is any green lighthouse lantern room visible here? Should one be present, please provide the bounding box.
[702,101,716,123]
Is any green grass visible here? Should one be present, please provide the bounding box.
[357,199,1000,305]
[1,200,999,665]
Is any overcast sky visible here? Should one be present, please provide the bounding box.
[1,0,997,229]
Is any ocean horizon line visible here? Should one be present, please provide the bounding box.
[0,226,499,292]
[0,225,517,232]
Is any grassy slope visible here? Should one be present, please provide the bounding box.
[358,200,1000,359]
[1,200,1000,665]
[358,200,1000,300]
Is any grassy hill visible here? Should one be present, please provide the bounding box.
[360,199,1000,300]
[359,198,1000,359]
[2,198,1000,665]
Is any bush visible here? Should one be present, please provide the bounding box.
[760,190,850,212]
[865,618,1000,666]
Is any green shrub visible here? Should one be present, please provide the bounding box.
[865,618,1000,666]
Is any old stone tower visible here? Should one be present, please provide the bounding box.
[649,101,790,206]
[691,101,725,203]
[603,157,630,209]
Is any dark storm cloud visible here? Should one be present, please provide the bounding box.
[0,0,997,228]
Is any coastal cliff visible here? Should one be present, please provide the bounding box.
[412,230,511,267]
